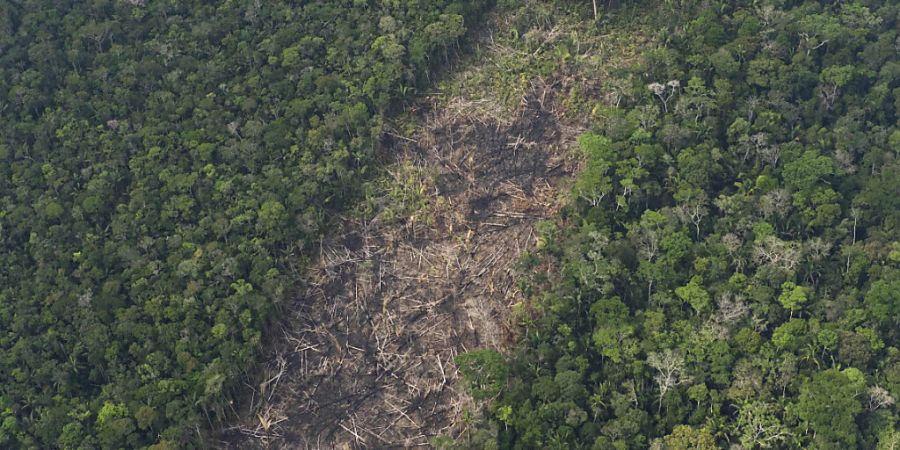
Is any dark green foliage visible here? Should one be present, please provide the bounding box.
[793,369,864,447]
[465,0,900,448]
[0,0,489,447]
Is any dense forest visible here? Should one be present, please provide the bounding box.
[456,0,900,448]
[2,0,898,448]
[0,0,488,447]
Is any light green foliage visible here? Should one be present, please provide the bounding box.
[778,282,808,315]
[474,1,900,449]
[675,276,710,314]
[591,298,637,363]
[772,319,807,351]
[574,133,614,206]
[864,274,900,328]
[659,425,718,450]
[456,350,509,401]
[876,428,900,450]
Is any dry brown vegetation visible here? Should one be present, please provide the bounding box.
[221,87,578,450]
[219,4,648,447]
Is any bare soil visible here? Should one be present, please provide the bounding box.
[217,80,586,448]
[214,3,655,444]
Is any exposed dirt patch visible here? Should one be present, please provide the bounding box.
[218,81,584,448]
[215,2,656,444]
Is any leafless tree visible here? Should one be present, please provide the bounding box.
[648,80,680,113]
[674,192,708,239]
[866,385,896,411]
[721,232,746,270]
[748,132,768,161]
[834,149,857,174]
[736,401,792,448]
[716,293,749,326]
[647,349,690,413]
[728,360,765,402]
[819,81,840,111]
[82,21,111,52]
[757,142,782,166]
[753,236,802,272]
[804,238,832,262]
[798,31,829,56]
[759,188,792,220]
[746,96,761,122]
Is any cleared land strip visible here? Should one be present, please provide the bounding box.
[224,88,578,448]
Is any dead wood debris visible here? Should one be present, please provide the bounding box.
[218,76,587,449]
